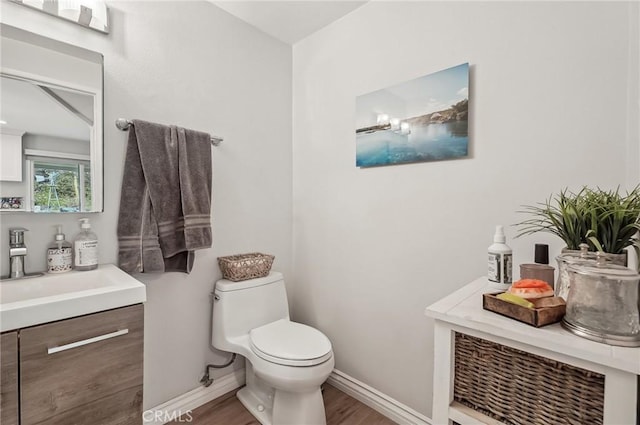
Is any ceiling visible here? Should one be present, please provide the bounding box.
[1,76,91,140]
[212,1,367,44]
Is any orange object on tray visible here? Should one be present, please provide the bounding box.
[508,278,554,299]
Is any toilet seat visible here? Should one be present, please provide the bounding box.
[249,319,332,367]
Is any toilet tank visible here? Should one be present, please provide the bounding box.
[212,272,289,350]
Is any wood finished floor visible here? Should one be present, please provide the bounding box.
[167,384,396,425]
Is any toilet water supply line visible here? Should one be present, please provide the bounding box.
[200,291,236,387]
[200,353,237,387]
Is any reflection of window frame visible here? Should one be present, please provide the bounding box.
[25,149,90,213]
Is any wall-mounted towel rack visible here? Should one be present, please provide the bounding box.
[115,118,223,146]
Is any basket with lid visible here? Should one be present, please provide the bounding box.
[563,255,640,347]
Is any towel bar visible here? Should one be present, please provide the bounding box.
[115,118,223,146]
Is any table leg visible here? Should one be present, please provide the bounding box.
[603,368,638,425]
[432,322,454,425]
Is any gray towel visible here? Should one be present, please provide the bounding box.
[117,120,212,273]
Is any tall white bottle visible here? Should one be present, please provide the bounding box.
[488,225,512,289]
[74,218,98,271]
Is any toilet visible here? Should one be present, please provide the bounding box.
[211,272,334,425]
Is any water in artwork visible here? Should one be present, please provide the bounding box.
[356,121,468,167]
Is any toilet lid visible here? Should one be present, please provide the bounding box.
[249,319,332,367]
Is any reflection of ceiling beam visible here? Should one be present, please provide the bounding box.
[37,85,93,126]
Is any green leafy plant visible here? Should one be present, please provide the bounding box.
[583,186,640,255]
[516,188,591,250]
[516,186,640,256]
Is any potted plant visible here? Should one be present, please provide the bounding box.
[516,187,591,251]
[516,186,640,264]
[583,187,640,258]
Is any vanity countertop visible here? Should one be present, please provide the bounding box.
[0,264,146,332]
[425,276,640,375]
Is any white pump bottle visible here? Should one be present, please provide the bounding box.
[488,225,512,289]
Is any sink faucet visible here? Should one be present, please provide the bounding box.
[8,227,28,279]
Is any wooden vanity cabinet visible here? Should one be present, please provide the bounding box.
[1,331,19,425]
[20,304,144,425]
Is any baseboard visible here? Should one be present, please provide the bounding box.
[144,368,245,424]
[143,367,429,425]
[327,369,431,425]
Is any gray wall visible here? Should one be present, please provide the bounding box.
[292,1,639,418]
[0,1,292,408]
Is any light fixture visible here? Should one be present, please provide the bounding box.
[22,0,44,8]
[59,0,108,30]
[9,0,109,34]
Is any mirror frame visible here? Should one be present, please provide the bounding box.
[0,24,104,213]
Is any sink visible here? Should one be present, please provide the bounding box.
[0,264,146,331]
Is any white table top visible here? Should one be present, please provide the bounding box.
[425,276,640,375]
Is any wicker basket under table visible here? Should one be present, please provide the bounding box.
[454,333,604,425]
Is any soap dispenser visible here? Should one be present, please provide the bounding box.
[73,218,98,271]
[47,225,73,273]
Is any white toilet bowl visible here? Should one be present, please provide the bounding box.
[212,273,334,425]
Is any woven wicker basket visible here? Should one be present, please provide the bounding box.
[217,253,275,282]
[454,333,604,425]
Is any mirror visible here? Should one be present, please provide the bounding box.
[0,24,103,213]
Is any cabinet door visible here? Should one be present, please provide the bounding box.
[1,331,19,425]
[20,304,144,425]
[0,133,23,182]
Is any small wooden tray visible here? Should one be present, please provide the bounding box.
[482,292,566,327]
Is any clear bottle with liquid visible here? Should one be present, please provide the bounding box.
[73,218,98,271]
[47,225,73,273]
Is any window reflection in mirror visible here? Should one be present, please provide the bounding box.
[32,161,91,213]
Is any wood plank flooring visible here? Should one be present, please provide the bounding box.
[168,384,396,425]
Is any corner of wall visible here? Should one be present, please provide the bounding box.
[627,1,640,186]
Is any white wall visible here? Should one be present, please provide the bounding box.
[628,2,640,184]
[292,1,639,418]
[0,0,292,409]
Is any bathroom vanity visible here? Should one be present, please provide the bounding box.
[0,265,146,425]
[425,277,639,425]
[1,331,18,425]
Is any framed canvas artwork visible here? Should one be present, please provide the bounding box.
[356,63,469,167]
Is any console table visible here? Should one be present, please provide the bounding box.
[425,277,640,425]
